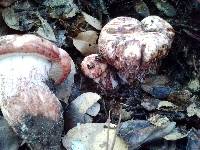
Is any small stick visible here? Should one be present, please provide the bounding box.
[99,0,109,15]
[110,106,122,150]
[106,109,112,150]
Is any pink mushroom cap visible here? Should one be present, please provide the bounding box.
[81,54,108,79]
[0,34,71,84]
[0,34,73,148]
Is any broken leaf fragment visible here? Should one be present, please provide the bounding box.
[0,0,16,7]
[2,1,36,31]
[121,109,132,121]
[141,98,161,111]
[187,128,200,149]
[71,92,101,114]
[36,13,57,42]
[164,127,188,140]
[144,75,170,86]
[142,85,173,99]
[118,119,176,149]
[42,0,79,19]
[188,78,200,92]
[148,114,171,127]
[73,30,98,56]
[152,0,176,17]
[1,8,17,30]
[187,103,200,118]
[62,123,128,150]
[167,90,192,107]
[157,101,177,111]
[0,9,10,36]
[82,12,102,30]
[135,0,150,17]
[0,117,21,150]
[65,92,101,127]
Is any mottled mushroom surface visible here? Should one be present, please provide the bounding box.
[0,34,72,149]
[81,54,108,80]
[98,16,175,83]
[81,54,118,90]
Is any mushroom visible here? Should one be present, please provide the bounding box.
[99,16,175,82]
[81,54,118,90]
[81,16,175,89]
[0,34,72,149]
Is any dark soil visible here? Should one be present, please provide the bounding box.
[1,0,200,149]
[71,0,200,149]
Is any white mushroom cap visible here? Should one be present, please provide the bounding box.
[98,16,175,83]
[81,54,108,79]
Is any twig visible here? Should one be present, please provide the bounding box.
[110,106,122,150]
[192,55,198,72]
[98,0,110,22]
[183,29,200,42]
[99,0,109,15]
[79,76,83,89]
[106,109,112,150]
[102,99,108,116]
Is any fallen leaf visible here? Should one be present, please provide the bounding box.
[62,123,128,150]
[36,13,57,42]
[187,103,200,118]
[164,128,188,140]
[42,0,79,19]
[71,92,101,114]
[2,1,36,31]
[153,0,176,17]
[135,0,150,17]
[82,12,102,30]
[73,30,98,56]
[118,119,176,149]
[157,101,177,110]
[86,102,100,116]
[148,114,170,127]
[187,128,200,149]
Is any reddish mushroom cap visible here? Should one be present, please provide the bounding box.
[81,54,118,90]
[81,54,108,79]
[0,34,71,84]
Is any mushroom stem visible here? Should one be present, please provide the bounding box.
[0,55,63,148]
[93,70,118,90]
